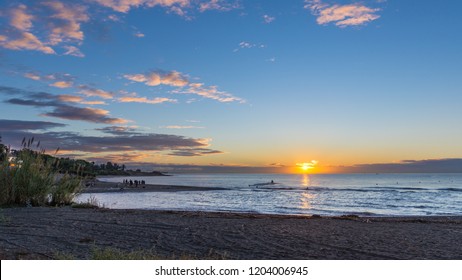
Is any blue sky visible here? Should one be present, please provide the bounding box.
[1,0,461,173]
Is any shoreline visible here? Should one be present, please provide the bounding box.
[1,207,461,260]
[82,179,227,193]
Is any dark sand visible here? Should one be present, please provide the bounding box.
[82,179,227,193]
[1,206,462,260]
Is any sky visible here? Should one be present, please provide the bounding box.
[0,0,461,173]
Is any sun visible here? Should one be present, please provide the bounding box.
[296,161,318,173]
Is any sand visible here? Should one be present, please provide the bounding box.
[1,180,462,260]
[82,179,227,193]
[1,205,462,260]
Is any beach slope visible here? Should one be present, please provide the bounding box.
[1,207,461,259]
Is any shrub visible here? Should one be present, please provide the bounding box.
[0,138,82,207]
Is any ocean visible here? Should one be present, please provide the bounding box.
[77,173,462,216]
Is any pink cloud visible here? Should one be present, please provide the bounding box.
[91,0,190,13]
[124,70,244,103]
[305,0,380,27]
[50,80,73,88]
[0,2,88,56]
[124,70,189,87]
[58,94,106,105]
[78,85,114,99]
[43,1,89,45]
[0,31,55,54]
[9,4,34,31]
[199,0,239,12]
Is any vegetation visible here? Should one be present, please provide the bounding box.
[0,136,167,207]
[71,196,103,209]
[0,138,82,207]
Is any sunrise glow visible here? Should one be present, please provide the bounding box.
[296,161,318,173]
[0,1,461,173]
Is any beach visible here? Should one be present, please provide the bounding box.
[1,199,462,259]
[82,179,227,193]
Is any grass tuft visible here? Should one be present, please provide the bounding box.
[72,196,103,209]
[0,138,82,207]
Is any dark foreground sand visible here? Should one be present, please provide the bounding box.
[1,206,461,260]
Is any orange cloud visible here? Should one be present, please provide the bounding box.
[9,4,34,31]
[50,81,73,88]
[125,71,189,87]
[78,85,114,99]
[0,2,88,56]
[305,0,380,27]
[125,70,244,103]
[24,73,42,81]
[0,31,55,54]
[58,94,106,105]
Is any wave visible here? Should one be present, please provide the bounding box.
[304,186,462,193]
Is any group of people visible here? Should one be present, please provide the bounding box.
[122,179,146,187]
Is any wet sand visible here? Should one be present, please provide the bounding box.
[1,206,461,260]
[82,179,227,193]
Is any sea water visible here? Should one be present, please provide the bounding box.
[77,173,462,216]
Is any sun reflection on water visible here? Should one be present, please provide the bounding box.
[300,192,315,210]
[301,174,310,187]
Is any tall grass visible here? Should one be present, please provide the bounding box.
[0,138,82,207]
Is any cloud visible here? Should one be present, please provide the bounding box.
[43,106,127,124]
[23,72,74,82]
[57,94,106,105]
[23,71,77,88]
[304,0,381,27]
[263,14,275,24]
[1,127,221,157]
[162,125,204,129]
[0,119,66,131]
[0,85,127,124]
[78,85,114,99]
[95,125,141,136]
[63,46,85,57]
[9,4,34,31]
[106,14,121,21]
[0,5,55,54]
[125,70,244,103]
[199,0,239,12]
[179,83,244,103]
[50,81,73,88]
[124,71,189,87]
[21,71,112,102]
[42,1,89,45]
[0,86,34,96]
[118,96,177,104]
[0,31,55,54]
[133,31,145,38]
[233,41,266,52]
[24,73,42,81]
[99,162,287,173]
[0,2,88,56]
[90,0,190,14]
[168,148,223,157]
[334,159,462,173]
